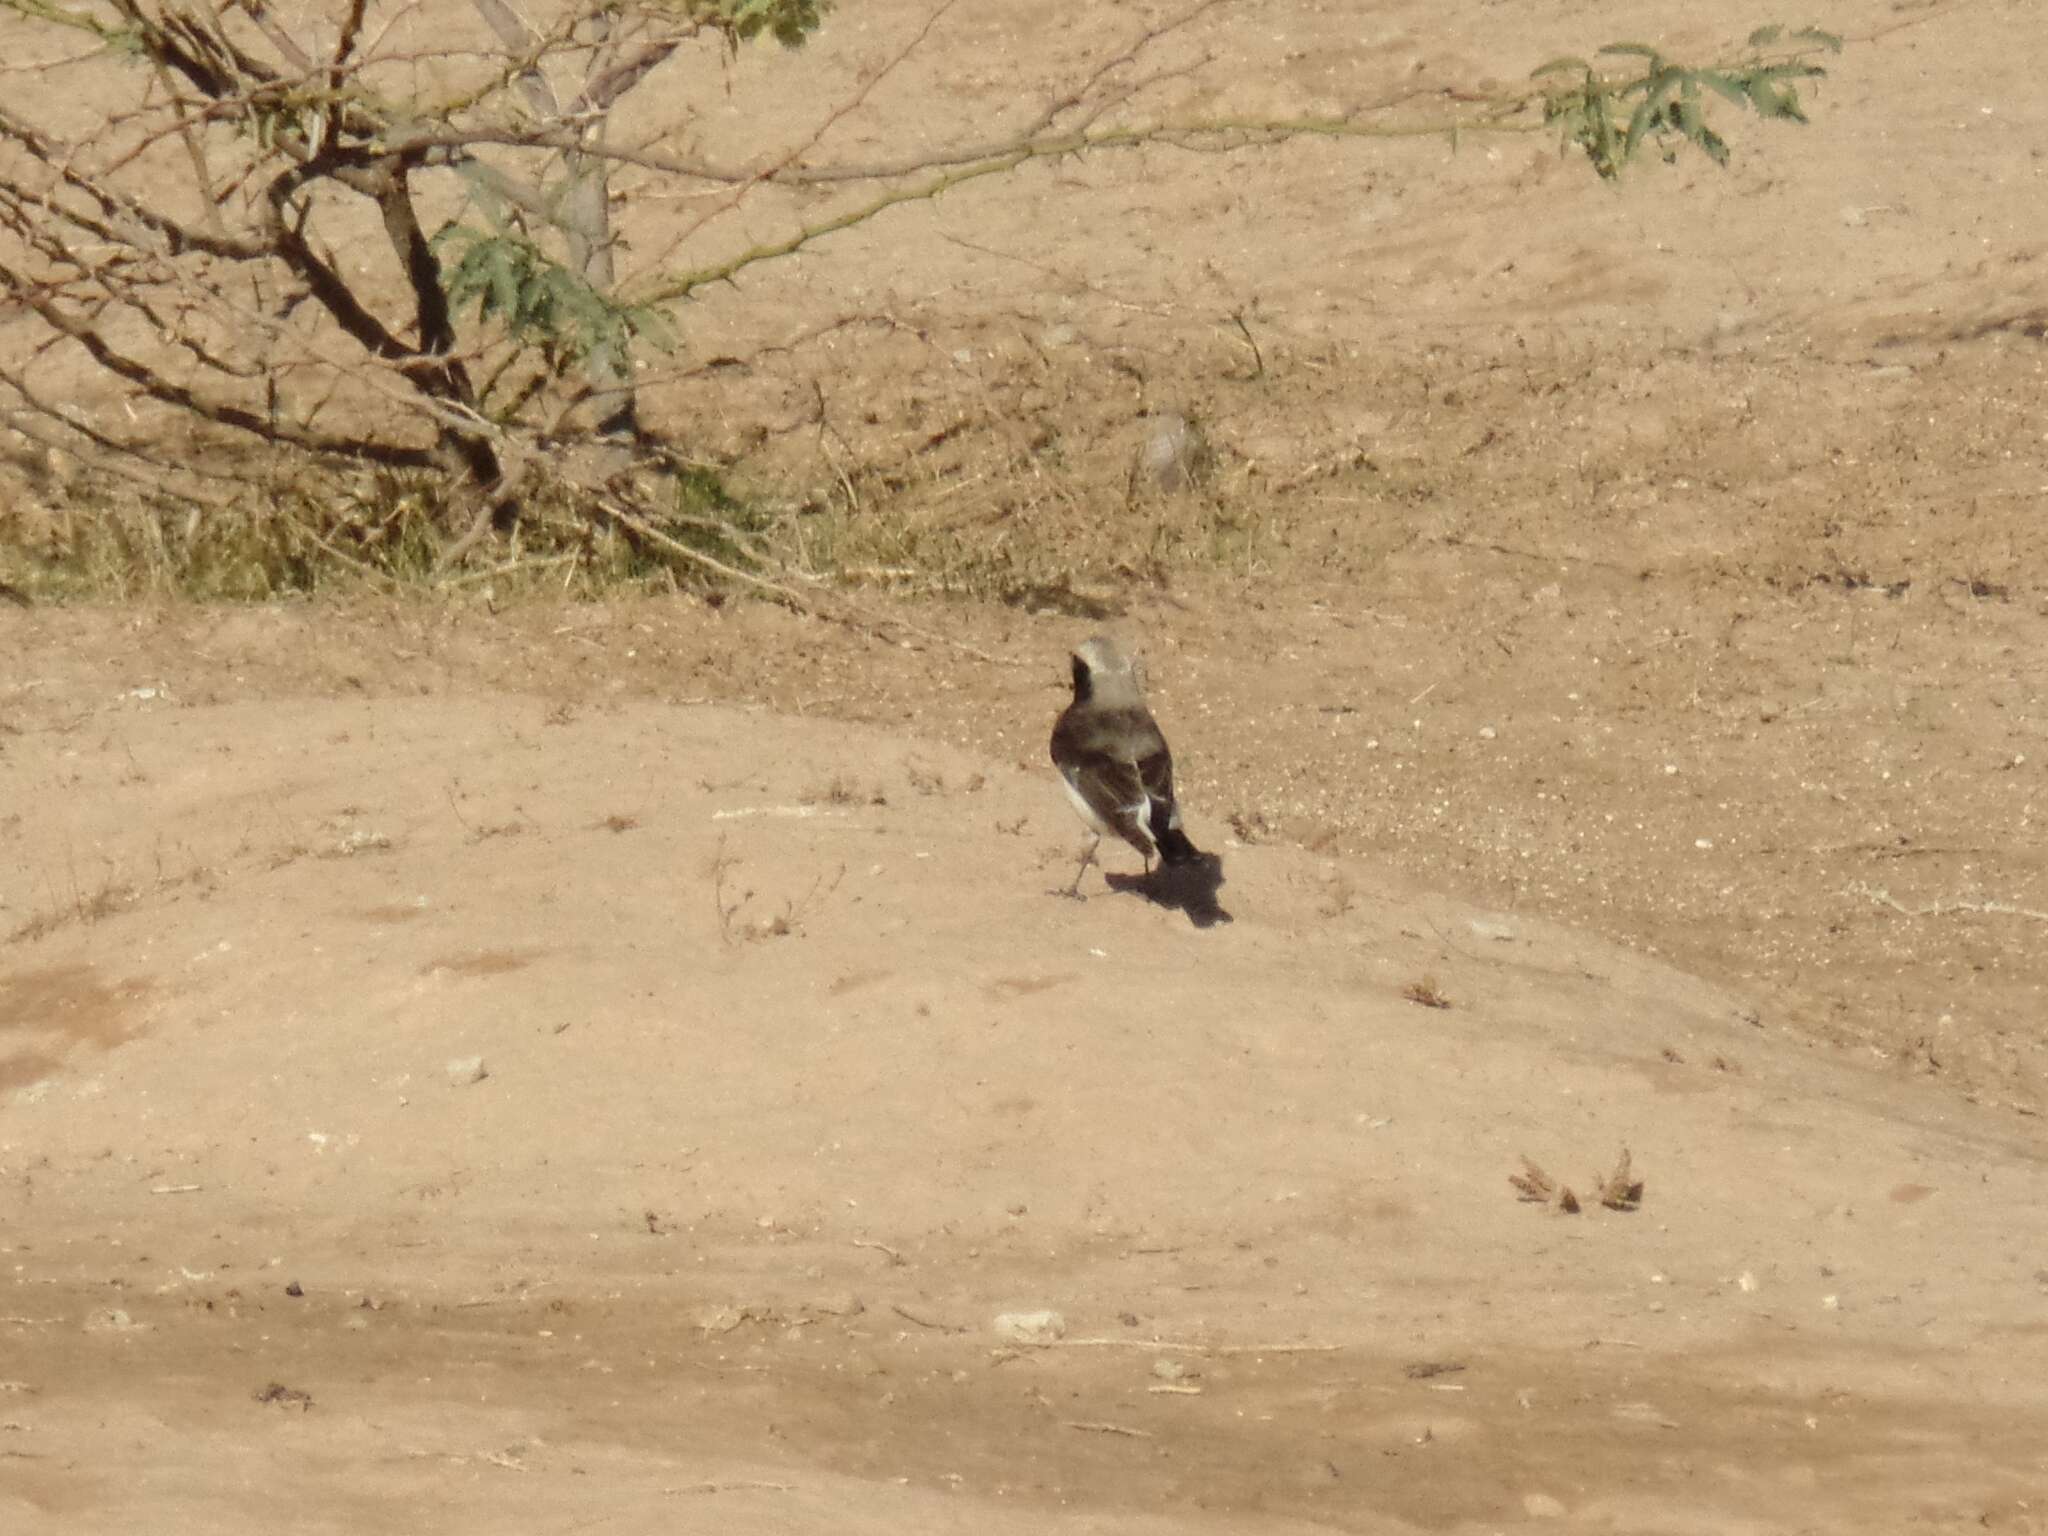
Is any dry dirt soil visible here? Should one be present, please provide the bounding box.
[4,0,2048,1532]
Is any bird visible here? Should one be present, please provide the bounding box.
[1048,634,1201,898]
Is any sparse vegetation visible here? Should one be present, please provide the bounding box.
[1402,976,1451,1010]
[1592,1148,1645,1211]
[1534,26,1840,179]
[1511,1149,1645,1213]
[0,1,1841,604]
[710,836,845,944]
[1510,1156,1580,1213]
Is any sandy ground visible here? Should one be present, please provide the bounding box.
[3,665,2047,1534]
[5,0,2048,1530]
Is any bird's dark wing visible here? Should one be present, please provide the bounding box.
[1052,704,1198,863]
[1135,743,1199,865]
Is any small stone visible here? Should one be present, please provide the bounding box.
[1136,412,1213,493]
[693,1304,745,1334]
[1738,1271,1759,1293]
[1152,1358,1191,1382]
[284,1281,304,1298]
[1477,725,1497,740]
[1523,1492,1568,1518]
[992,1309,1066,1345]
[445,1055,487,1086]
[84,1308,138,1333]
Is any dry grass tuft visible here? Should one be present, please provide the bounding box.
[1509,1156,1580,1214]
[1592,1148,1645,1211]
[0,454,786,604]
[1401,976,1451,1009]
[1513,1149,1645,1214]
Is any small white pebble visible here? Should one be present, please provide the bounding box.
[445,1056,488,1087]
[993,1310,1067,1345]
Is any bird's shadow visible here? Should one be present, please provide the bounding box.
[1106,852,1233,929]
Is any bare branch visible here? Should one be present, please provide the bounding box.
[0,105,269,260]
[229,0,316,75]
[633,104,1525,305]
[469,0,563,118]
[331,0,370,73]
[0,364,245,493]
[575,38,681,115]
[0,258,441,468]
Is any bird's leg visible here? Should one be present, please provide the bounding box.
[1060,835,1101,899]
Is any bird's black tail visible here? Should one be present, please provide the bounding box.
[1155,824,1201,866]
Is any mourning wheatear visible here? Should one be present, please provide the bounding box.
[1049,635,1201,897]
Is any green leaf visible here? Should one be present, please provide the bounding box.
[1594,95,1619,172]
[670,0,828,49]
[1695,69,1751,107]
[1753,78,1809,122]
[488,260,518,323]
[1747,24,1783,47]
[1622,95,1659,158]
[1792,27,1843,52]
[432,223,675,371]
[1754,61,1826,84]
[1598,41,1663,59]
[1531,55,1592,79]
[1675,78,1703,140]
[1624,68,1683,157]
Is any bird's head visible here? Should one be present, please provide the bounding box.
[1069,634,1146,706]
